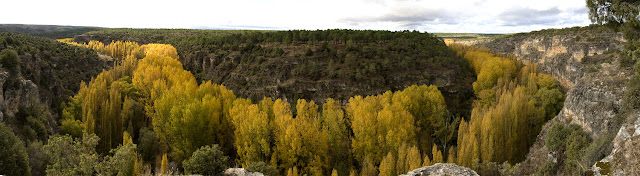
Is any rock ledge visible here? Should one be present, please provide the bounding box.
[400,163,479,176]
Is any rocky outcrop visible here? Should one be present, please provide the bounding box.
[478,29,635,175]
[400,163,479,176]
[591,110,640,175]
[224,168,264,176]
[1,73,40,119]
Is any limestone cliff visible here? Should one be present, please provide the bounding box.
[478,27,639,175]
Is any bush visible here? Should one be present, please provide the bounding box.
[138,128,160,164]
[536,160,558,176]
[0,122,31,176]
[247,161,279,176]
[14,105,48,142]
[305,48,313,56]
[545,122,570,151]
[27,141,48,176]
[182,145,229,176]
[43,134,99,176]
[564,130,589,175]
[97,143,139,176]
[0,49,20,70]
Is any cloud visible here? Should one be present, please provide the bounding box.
[339,5,458,29]
[497,7,563,26]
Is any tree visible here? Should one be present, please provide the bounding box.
[137,128,160,165]
[44,134,100,176]
[230,98,272,166]
[161,154,169,175]
[322,98,351,174]
[0,49,19,70]
[360,155,378,176]
[379,152,396,176]
[431,144,443,164]
[0,122,31,176]
[587,0,640,39]
[182,145,229,176]
[27,141,48,176]
[406,145,422,171]
[96,143,140,176]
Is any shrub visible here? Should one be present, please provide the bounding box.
[545,122,570,151]
[182,145,229,176]
[0,122,31,176]
[96,143,139,176]
[43,134,99,176]
[305,48,313,56]
[138,128,160,164]
[14,105,48,142]
[27,141,48,176]
[0,49,20,70]
[536,160,558,176]
[564,129,589,175]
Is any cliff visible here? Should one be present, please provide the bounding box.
[478,26,639,175]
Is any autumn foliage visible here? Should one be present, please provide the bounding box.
[57,39,563,175]
[450,43,564,174]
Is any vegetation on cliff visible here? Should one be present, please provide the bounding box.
[74,29,476,118]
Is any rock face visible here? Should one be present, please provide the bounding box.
[482,31,624,90]
[592,110,640,175]
[0,72,40,119]
[478,29,636,175]
[224,168,264,176]
[400,163,479,176]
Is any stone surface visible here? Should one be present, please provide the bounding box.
[224,168,264,176]
[591,110,640,175]
[400,163,479,176]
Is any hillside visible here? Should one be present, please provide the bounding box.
[0,24,103,39]
[74,29,476,117]
[0,30,112,113]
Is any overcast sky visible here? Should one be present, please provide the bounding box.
[1,0,592,33]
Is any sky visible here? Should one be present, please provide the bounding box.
[0,0,592,33]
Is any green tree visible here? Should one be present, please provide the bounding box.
[137,127,160,165]
[0,122,31,176]
[182,145,229,176]
[96,143,140,176]
[44,134,100,176]
[27,141,48,176]
[587,0,640,39]
[0,49,20,70]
